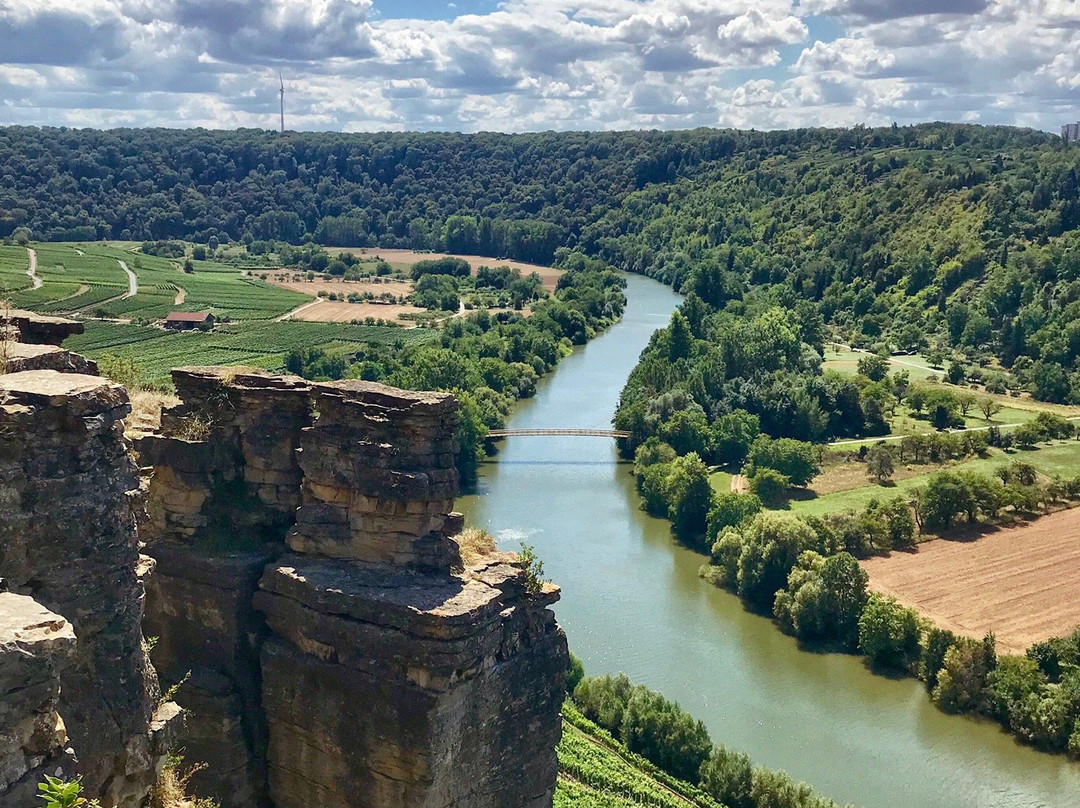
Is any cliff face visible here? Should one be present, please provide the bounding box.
[0,593,76,805]
[0,370,175,807]
[139,369,568,808]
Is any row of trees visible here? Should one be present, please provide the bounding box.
[572,673,843,808]
[698,505,1080,757]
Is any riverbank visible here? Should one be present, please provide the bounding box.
[459,272,1080,808]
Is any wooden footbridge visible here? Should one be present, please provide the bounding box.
[486,428,631,439]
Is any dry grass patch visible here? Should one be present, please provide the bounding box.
[456,526,498,567]
[128,389,180,436]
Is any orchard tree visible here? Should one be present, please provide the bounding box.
[866,444,895,484]
[978,397,1002,420]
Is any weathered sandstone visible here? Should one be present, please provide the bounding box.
[0,593,77,808]
[0,371,173,807]
[138,369,568,808]
[0,309,84,346]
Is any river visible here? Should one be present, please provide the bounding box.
[458,273,1080,808]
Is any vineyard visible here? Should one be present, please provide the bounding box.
[555,703,722,808]
[65,319,438,387]
[1,242,307,321]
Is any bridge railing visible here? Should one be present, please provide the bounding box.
[486,428,631,438]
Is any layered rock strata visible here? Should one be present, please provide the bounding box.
[1,342,98,375]
[0,309,84,345]
[0,593,77,807]
[138,368,314,806]
[139,371,568,808]
[0,371,172,807]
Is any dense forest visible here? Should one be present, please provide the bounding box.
[4,123,1080,402]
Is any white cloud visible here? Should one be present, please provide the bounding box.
[0,0,1076,131]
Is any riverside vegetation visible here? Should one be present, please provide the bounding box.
[558,661,847,808]
[5,121,1080,790]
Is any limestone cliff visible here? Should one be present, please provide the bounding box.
[139,368,569,808]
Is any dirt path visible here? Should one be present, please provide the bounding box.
[730,474,749,494]
[174,286,186,305]
[828,417,1080,448]
[862,509,1080,654]
[26,248,42,289]
[118,259,137,298]
[275,298,322,322]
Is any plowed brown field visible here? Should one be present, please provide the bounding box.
[862,509,1080,654]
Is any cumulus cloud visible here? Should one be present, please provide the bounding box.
[0,0,1077,131]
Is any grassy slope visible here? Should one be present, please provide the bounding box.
[556,702,723,808]
[778,440,1080,518]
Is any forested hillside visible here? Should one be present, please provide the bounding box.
[5,123,1080,399]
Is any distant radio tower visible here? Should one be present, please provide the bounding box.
[279,72,285,134]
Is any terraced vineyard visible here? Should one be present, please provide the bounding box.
[65,319,438,387]
[556,703,722,808]
[2,243,307,321]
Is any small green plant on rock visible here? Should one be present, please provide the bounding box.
[519,542,548,595]
[38,775,101,808]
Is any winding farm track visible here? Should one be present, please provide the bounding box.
[174,286,187,305]
[26,248,41,289]
[118,259,137,298]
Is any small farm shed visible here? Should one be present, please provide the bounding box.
[163,311,215,331]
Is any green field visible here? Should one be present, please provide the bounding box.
[556,702,721,808]
[4,243,308,321]
[780,440,1080,518]
[65,319,438,387]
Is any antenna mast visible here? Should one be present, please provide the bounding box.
[279,72,285,134]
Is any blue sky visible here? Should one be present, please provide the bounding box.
[1,0,1078,133]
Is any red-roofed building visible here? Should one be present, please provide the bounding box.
[163,311,215,331]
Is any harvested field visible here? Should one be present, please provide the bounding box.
[266,276,425,324]
[336,248,564,291]
[862,508,1080,654]
[285,300,423,324]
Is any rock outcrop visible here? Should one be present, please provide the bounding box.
[0,371,175,807]
[1,310,97,375]
[0,593,77,807]
[140,370,568,808]
[0,309,84,346]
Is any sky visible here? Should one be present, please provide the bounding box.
[1,0,1078,133]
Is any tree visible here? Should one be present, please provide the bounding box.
[665,453,714,547]
[915,472,971,530]
[858,594,922,668]
[750,468,790,505]
[978,397,1002,421]
[706,493,763,543]
[747,436,820,486]
[865,444,895,484]
[735,513,818,608]
[956,391,977,418]
[774,551,868,649]
[947,361,966,385]
[711,410,760,466]
[857,353,890,381]
[699,746,754,808]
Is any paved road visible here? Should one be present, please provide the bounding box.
[118,259,137,298]
[26,247,42,289]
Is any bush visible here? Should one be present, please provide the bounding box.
[932,635,997,714]
[858,594,922,669]
[750,468,790,505]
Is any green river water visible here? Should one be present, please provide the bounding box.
[458,273,1080,808]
